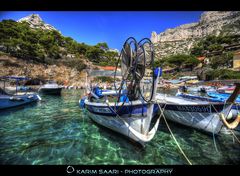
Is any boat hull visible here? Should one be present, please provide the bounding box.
[84,102,158,146]
[0,94,40,110]
[87,111,148,145]
[39,88,62,95]
[157,103,231,134]
[177,93,240,110]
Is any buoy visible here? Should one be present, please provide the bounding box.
[220,113,240,129]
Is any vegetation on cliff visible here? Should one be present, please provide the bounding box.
[190,35,240,57]
[0,19,118,71]
[154,54,200,71]
[205,69,240,80]
[154,34,240,80]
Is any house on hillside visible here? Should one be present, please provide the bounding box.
[98,66,116,71]
[89,66,121,81]
[197,56,209,65]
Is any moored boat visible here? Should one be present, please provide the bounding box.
[176,91,240,110]
[155,83,240,134]
[80,37,162,146]
[0,76,41,110]
[217,84,240,94]
[39,80,62,95]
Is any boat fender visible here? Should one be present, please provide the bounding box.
[93,87,103,98]
[226,110,238,120]
[80,96,87,108]
[154,67,162,77]
[220,113,240,129]
[119,95,129,103]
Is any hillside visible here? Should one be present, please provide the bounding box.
[0,54,90,86]
[0,14,118,83]
[151,11,240,59]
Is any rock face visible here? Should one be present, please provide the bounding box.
[151,11,240,59]
[0,56,87,87]
[18,14,58,32]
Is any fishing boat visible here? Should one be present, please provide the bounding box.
[0,76,41,110]
[80,37,162,146]
[39,80,62,95]
[155,83,240,134]
[179,85,216,93]
[207,92,240,102]
[217,84,240,94]
[176,91,240,110]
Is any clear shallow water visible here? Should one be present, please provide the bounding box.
[0,89,240,165]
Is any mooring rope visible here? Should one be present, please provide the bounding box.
[210,103,240,145]
[209,104,219,152]
[157,103,192,165]
[230,130,240,144]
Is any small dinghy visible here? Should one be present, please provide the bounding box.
[80,37,162,146]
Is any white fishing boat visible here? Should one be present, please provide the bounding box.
[80,37,162,146]
[155,83,240,134]
[39,80,62,95]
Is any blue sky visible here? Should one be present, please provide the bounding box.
[0,11,203,50]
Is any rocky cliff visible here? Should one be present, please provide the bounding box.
[18,14,58,32]
[0,55,89,87]
[151,11,240,59]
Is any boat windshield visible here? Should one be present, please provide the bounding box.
[0,76,30,95]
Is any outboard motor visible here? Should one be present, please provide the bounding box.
[199,87,206,93]
[179,85,188,93]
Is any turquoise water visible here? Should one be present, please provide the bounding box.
[0,89,240,165]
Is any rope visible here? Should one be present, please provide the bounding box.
[230,130,240,144]
[157,103,192,165]
[210,104,219,152]
[211,103,240,145]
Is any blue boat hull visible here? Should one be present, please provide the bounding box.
[84,103,159,117]
[0,94,40,110]
[207,92,240,102]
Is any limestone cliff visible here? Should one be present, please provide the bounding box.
[18,14,59,32]
[151,11,240,59]
[0,55,88,87]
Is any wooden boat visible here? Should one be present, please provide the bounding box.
[39,80,62,95]
[207,92,240,103]
[0,76,41,110]
[176,91,240,111]
[155,83,240,134]
[80,37,161,146]
[217,84,240,94]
